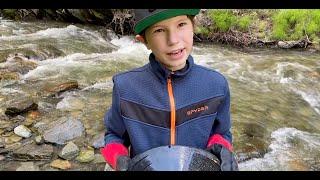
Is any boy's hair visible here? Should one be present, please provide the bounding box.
[134,9,200,35]
[138,15,197,43]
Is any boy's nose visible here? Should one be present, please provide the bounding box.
[167,31,179,45]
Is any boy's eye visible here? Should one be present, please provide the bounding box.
[178,22,188,27]
[153,29,164,33]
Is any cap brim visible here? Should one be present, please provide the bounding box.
[134,9,200,34]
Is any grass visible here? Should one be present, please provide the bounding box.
[272,10,320,42]
[194,9,320,45]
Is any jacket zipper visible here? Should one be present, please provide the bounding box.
[167,74,176,145]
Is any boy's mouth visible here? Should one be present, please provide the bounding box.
[167,48,185,59]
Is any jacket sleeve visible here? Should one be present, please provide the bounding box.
[101,77,129,169]
[104,77,127,145]
[207,78,233,151]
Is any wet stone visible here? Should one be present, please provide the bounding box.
[34,135,44,145]
[12,143,53,161]
[43,118,84,145]
[16,162,40,171]
[59,141,79,160]
[5,100,38,117]
[91,132,105,149]
[4,134,23,144]
[14,125,32,138]
[50,159,72,170]
[76,149,95,163]
[44,81,79,97]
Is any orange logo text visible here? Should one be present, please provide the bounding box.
[187,105,209,116]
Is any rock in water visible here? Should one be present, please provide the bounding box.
[13,143,53,161]
[43,118,84,145]
[50,159,72,170]
[14,125,32,138]
[59,141,80,160]
[92,132,105,149]
[16,162,40,171]
[34,135,44,145]
[5,100,38,116]
[76,149,95,163]
[43,81,79,97]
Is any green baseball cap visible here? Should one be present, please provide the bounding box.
[134,9,200,34]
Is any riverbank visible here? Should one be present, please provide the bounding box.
[1,9,320,51]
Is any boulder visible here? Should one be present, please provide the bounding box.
[14,125,32,138]
[91,132,105,149]
[12,143,54,161]
[43,118,84,145]
[5,100,38,117]
[50,159,72,170]
[76,149,95,163]
[58,141,79,160]
[43,81,79,97]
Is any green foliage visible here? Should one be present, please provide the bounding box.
[195,26,210,36]
[197,9,320,43]
[207,10,252,32]
[1,9,18,19]
[208,10,237,32]
[237,16,252,31]
[272,10,320,41]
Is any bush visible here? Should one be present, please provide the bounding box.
[208,10,237,32]
[237,16,252,31]
[272,10,320,41]
[207,10,252,33]
[195,26,210,36]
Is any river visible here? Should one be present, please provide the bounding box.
[0,18,320,171]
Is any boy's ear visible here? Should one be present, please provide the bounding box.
[135,35,150,49]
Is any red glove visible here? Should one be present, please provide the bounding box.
[206,134,238,171]
[100,143,129,170]
[207,134,233,152]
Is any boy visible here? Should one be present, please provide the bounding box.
[100,9,238,171]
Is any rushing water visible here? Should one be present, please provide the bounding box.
[1,18,320,171]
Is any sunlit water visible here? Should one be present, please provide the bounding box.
[1,19,320,171]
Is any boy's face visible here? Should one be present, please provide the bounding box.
[136,15,194,71]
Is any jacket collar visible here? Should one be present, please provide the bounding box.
[149,53,194,82]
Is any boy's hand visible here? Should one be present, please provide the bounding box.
[208,144,238,171]
[100,143,129,171]
[206,134,239,171]
[116,155,131,171]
